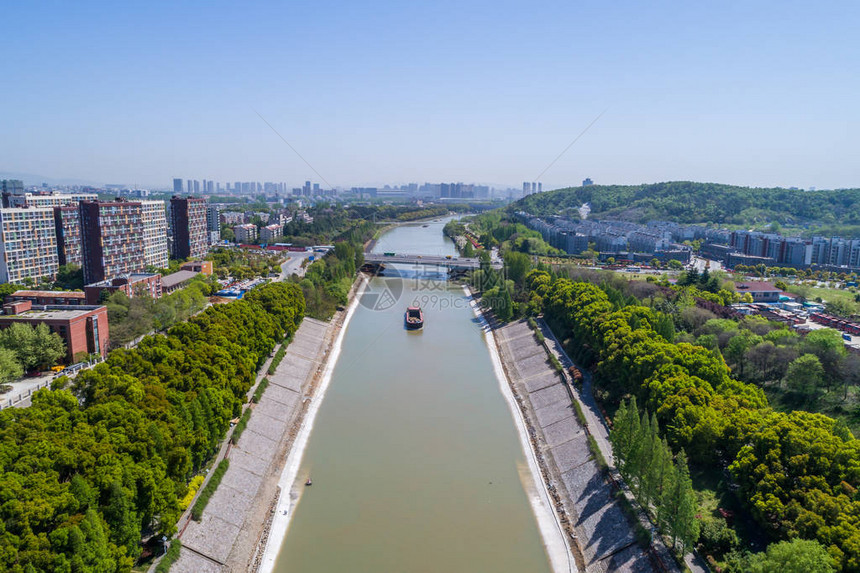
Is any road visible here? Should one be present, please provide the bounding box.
[279,252,313,280]
[690,255,722,272]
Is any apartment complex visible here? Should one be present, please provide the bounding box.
[234,223,258,243]
[4,191,97,208]
[0,207,60,284]
[53,206,82,266]
[206,204,221,244]
[140,200,169,269]
[170,196,208,259]
[80,200,145,284]
[259,224,282,243]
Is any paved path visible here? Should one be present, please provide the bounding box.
[170,318,332,573]
[493,319,654,573]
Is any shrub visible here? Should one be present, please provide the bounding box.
[191,459,230,521]
[154,539,181,573]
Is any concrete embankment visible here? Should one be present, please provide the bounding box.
[490,318,656,573]
[170,284,361,573]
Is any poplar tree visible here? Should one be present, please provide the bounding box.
[610,397,641,481]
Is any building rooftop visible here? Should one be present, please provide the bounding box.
[86,273,161,288]
[7,290,86,299]
[0,305,105,321]
[735,281,782,292]
[162,270,199,289]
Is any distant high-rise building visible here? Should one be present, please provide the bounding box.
[523,182,530,197]
[53,206,82,267]
[531,182,537,193]
[582,178,594,186]
[0,207,59,284]
[1,180,24,196]
[140,200,169,269]
[193,180,200,194]
[170,196,208,259]
[173,178,183,193]
[538,182,542,193]
[187,180,193,194]
[79,200,146,284]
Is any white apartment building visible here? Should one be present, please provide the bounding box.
[234,223,258,243]
[0,207,59,284]
[140,200,169,269]
[259,224,282,243]
[6,192,97,208]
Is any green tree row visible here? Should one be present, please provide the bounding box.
[0,282,305,572]
[610,397,698,553]
[527,270,859,570]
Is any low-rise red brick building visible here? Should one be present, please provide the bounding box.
[5,290,87,306]
[84,273,162,305]
[0,300,110,361]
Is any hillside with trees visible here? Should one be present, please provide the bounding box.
[516,182,860,230]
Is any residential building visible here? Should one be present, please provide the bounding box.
[259,224,282,243]
[0,207,60,284]
[169,196,208,259]
[234,223,257,243]
[582,178,594,186]
[5,191,97,209]
[53,206,82,266]
[734,281,783,303]
[84,273,162,304]
[220,211,244,225]
[173,178,183,193]
[79,200,145,284]
[206,204,221,243]
[0,300,109,360]
[140,200,169,269]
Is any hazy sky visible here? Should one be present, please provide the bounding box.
[2,1,858,190]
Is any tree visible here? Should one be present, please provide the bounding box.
[661,449,698,552]
[610,397,641,481]
[495,285,514,321]
[0,347,23,383]
[55,264,85,290]
[747,539,834,573]
[0,323,65,370]
[784,354,824,394]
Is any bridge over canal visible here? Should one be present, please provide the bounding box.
[361,253,502,273]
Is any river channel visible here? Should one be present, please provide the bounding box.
[271,218,553,573]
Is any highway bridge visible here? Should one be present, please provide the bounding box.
[362,253,502,271]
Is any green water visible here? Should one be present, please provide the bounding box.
[272,219,552,573]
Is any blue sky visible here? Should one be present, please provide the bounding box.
[1,1,858,190]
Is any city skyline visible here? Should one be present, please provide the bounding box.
[2,1,859,190]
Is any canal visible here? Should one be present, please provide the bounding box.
[270,219,553,573]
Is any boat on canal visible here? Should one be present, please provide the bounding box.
[405,306,424,330]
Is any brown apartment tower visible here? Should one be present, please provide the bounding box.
[80,200,146,284]
[170,196,208,259]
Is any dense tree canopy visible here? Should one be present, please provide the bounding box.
[529,270,860,570]
[0,282,304,572]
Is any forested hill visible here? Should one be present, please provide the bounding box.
[515,182,860,228]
